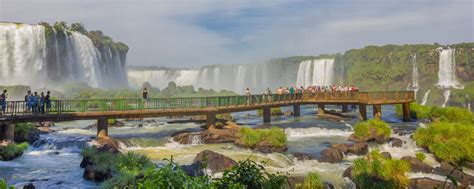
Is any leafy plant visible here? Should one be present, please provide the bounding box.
[354,119,391,139]
[352,150,411,189]
[415,152,426,161]
[14,123,35,142]
[238,127,287,148]
[0,142,28,161]
[0,179,14,189]
[296,172,324,189]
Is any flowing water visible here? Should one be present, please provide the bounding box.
[421,89,430,105]
[411,54,419,99]
[436,48,463,107]
[0,105,421,188]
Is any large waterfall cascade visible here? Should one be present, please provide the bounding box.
[296,59,335,87]
[0,23,128,89]
[436,48,463,107]
[128,58,336,93]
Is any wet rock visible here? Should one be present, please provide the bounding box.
[349,129,389,144]
[35,122,55,127]
[180,162,204,177]
[401,156,433,173]
[223,121,240,129]
[409,177,455,189]
[292,152,313,161]
[86,120,125,130]
[389,137,403,147]
[323,181,335,189]
[193,150,236,173]
[331,142,368,155]
[83,164,112,182]
[380,152,392,159]
[285,176,305,189]
[466,162,474,170]
[434,162,474,187]
[172,128,238,144]
[254,141,287,153]
[343,167,352,178]
[283,110,293,116]
[47,151,60,156]
[23,183,35,189]
[137,124,143,128]
[37,127,54,134]
[318,148,344,163]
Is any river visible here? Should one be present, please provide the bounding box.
[0,105,422,188]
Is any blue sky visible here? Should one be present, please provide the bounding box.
[1,0,473,67]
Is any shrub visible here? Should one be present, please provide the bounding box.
[296,172,324,189]
[415,152,426,161]
[256,107,282,116]
[0,142,28,161]
[354,119,391,139]
[0,179,14,189]
[107,119,117,125]
[215,159,287,189]
[413,122,474,163]
[395,103,474,123]
[115,151,154,175]
[238,127,287,148]
[14,123,35,142]
[81,147,116,173]
[352,150,411,189]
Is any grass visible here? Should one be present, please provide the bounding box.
[296,172,324,189]
[413,122,474,163]
[352,150,411,189]
[395,103,474,123]
[0,178,14,189]
[256,107,283,116]
[107,118,117,125]
[238,127,287,148]
[415,152,426,162]
[354,119,391,139]
[0,142,28,161]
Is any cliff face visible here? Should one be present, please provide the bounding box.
[0,22,129,89]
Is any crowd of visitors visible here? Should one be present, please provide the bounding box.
[0,89,52,115]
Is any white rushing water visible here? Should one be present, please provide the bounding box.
[411,54,419,99]
[296,59,335,87]
[421,89,430,105]
[436,48,463,107]
[128,58,335,93]
[0,22,128,89]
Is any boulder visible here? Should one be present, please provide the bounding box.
[292,152,313,161]
[35,122,55,127]
[434,162,474,187]
[409,177,455,189]
[401,156,433,173]
[172,128,239,145]
[180,162,205,177]
[193,150,237,173]
[467,162,474,170]
[349,128,389,144]
[389,137,403,147]
[37,127,54,134]
[83,164,112,182]
[318,148,344,163]
[331,143,368,155]
[380,152,392,159]
[23,183,35,189]
[285,176,305,189]
[343,167,352,178]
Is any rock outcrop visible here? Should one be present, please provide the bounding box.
[193,150,237,173]
[318,148,344,163]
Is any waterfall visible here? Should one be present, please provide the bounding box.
[421,90,430,105]
[0,22,128,89]
[411,54,419,99]
[296,59,335,87]
[190,135,202,145]
[436,48,463,107]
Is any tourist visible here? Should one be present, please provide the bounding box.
[40,92,45,114]
[32,92,38,114]
[245,88,251,105]
[0,90,7,115]
[25,90,32,113]
[45,91,51,113]
[142,88,148,109]
[266,88,272,103]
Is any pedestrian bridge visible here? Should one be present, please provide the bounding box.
[0,91,415,141]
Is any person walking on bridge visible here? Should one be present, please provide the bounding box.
[245,88,251,105]
[25,90,32,113]
[142,88,148,109]
[0,90,7,115]
[266,88,272,103]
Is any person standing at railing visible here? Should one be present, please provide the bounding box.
[266,88,272,103]
[24,90,32,113]
[289,87,295,100]
[32,92,39,114]
[0,90,7,115]
[45,91,51,113]
[245,88,251,105]
[40,92,45,114]
[142,88,148,109]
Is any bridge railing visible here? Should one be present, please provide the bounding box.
[0,93,303,115]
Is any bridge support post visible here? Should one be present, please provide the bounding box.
[207,113,216,128]
[402,103,411,122]
[359,104,367,121]
[263,107,271,123]
[373,105,382,119]
[97,118,108,138]
[342,105,349,113]
[317,104,325,115]
[0,124,15,142]
[293,105,301,117]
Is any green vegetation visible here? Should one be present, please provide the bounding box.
[14,123,35,142]
[82,147,288,188]
[0,142,28,161]
[353,119,391,139]
[238,127,287,148]
[413,122,474,163]
[0,179,14,189]
[296,172,324,189]
[415,152,426,162]
[352,150,411,189]
[396,103,474,123]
